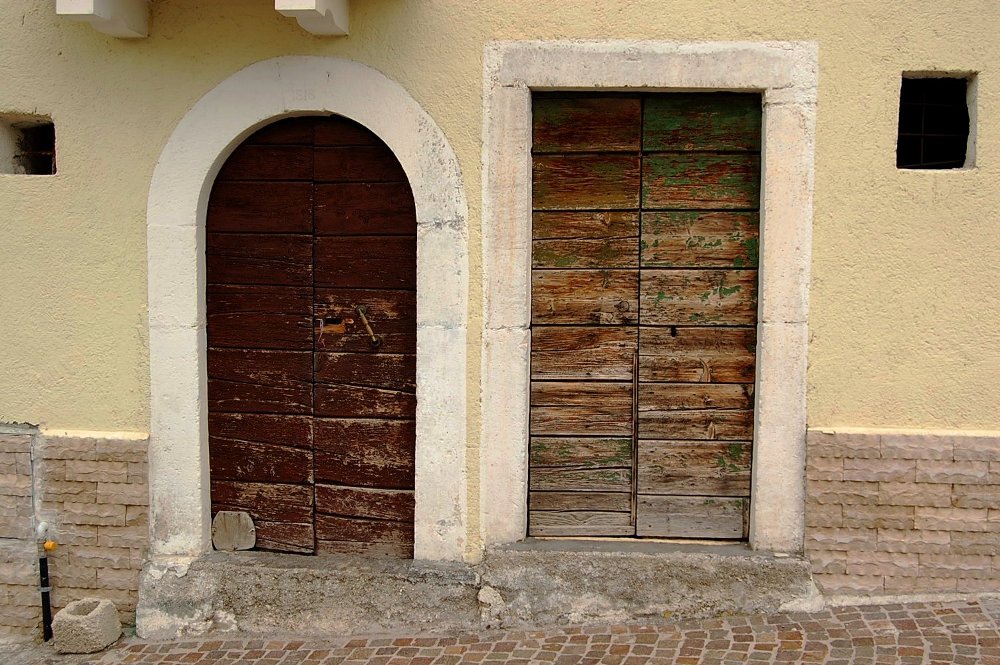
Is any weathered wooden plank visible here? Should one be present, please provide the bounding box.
[207,182,313,234]
[640,269,757,326]
[530,382,633,436]
[252,520,315,554]
[314,384,416,419]
[246,117,314,145]
[533,211,639,240]
[208,349,312,414]
[638,408,754,441]
[643,93,762,152]
[638,383,753,411]
[532,237,638,269]
[638,327,756,384]
[532,270,638,325]
[529,468,631,492]
[211,480,313,523]
[209,437,312,484]
[314,352,415,393]
[314,183,415,236]
[314,514,413,544]
[208,412,312,448]
[314,236,416,289]
[216,145,312,181]
[314,485,414,522]
[532,95,641,153]
[533,154,641,211]
[636,495,745,539]
[640,212,759,268]
[529,437,633,468]
[529,491,631,512]
[314,146,408,183]
[207,285,313,350]
[206,233,312,286]
[528,511,633,536]
[313,419,415,489]
[530,326,636,381]
[314,116,382,146]
[637,441,751,496]
[642,154,761,210]
[316,540,413,558]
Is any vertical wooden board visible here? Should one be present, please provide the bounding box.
[532,95,641,153]
[215,146,313,182]
[532,237,639,269]
[245,117,315,145]
[313,419,415,489]
[314,485,414,522]
[528,511,633,537]
[314,514,413,544]
[636,495,745,539]
[314,146,408,183]
[207,182,313,234]
[314,352,415,392]
[313,236,416,289]
[638,408,754,441]
[206,233,313,286]
[530,437,633,468]
[206,285,313,350]
[638,327,756,384]
[643,94,762,152]
[640,212,759,268]
[530,382,632,436]
[637,440,751,496]
[314,183,415,236]
[533,211,639,240]
[208,349,312,414]
[532,154,641,210]
[531,270,638,325]
[530,326,636,380]
[642,154,761,210]
[529,468,631,492]
[529,491,631,512]
[640,269,757,326]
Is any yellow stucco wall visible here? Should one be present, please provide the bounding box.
[0,0,997,437]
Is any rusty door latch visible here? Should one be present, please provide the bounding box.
[355,305,382,348]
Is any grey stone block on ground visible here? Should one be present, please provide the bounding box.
[52,598,122,654]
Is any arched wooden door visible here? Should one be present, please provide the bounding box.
[205,116,417,557]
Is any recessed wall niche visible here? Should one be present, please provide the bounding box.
[0,116,56,175]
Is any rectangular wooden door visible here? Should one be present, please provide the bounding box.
[528,93,761,540]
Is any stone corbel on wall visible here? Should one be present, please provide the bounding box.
[55,0,150,39]
[275,0,350,36]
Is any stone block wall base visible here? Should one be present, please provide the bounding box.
[136,544,817,639]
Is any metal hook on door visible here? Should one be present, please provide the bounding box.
[355,305,382,348]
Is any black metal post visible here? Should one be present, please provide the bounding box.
[39,552,52,641]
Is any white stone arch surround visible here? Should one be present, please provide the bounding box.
[480,42,817,553]
[147,56,469,562]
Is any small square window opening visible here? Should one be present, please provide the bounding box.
[0,117,56,175]
[897,76,973,170]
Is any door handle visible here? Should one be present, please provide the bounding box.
[355,305,382,348]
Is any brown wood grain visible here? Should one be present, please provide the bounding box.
[529,437,633,468]
[638,408,754,441]
[642,154,761,210]
[529,491,631,512]
[642,93,762,152]
[208,412,313,450]
[314,116,383,146]
[530,383,633,437]
[532,95,641,153]
[246,117,315,145]
[532,154,641,211]
[314,384,416,419]
[314,352,416,393]
[638,327,756,384]
[206,233,313,286]
[314,236,416,289]
[207,182,313,234]
[209,436,313,484]
[251,521,315,554]
[529,467,632,492]
[313,418,415,489]
[315,514,413,544]
[211,480,313,523]
[208,348,312,414]
[314,485,414,522]
[314,183,415,236]
[532,270,638,325]
[314,146,408,183]
[207,285,313,350]
[640,212,759,268]
[530,326,637,381]
[638,383,753,411]
[637,440,751,496]
[216,146,313,182]
[533,211,639,240]
[532,237,639,269]
[528,511,633,537]
[639,269,757,326]
[636,495,745,539]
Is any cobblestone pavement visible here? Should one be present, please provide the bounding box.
[7,598,1000,665]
